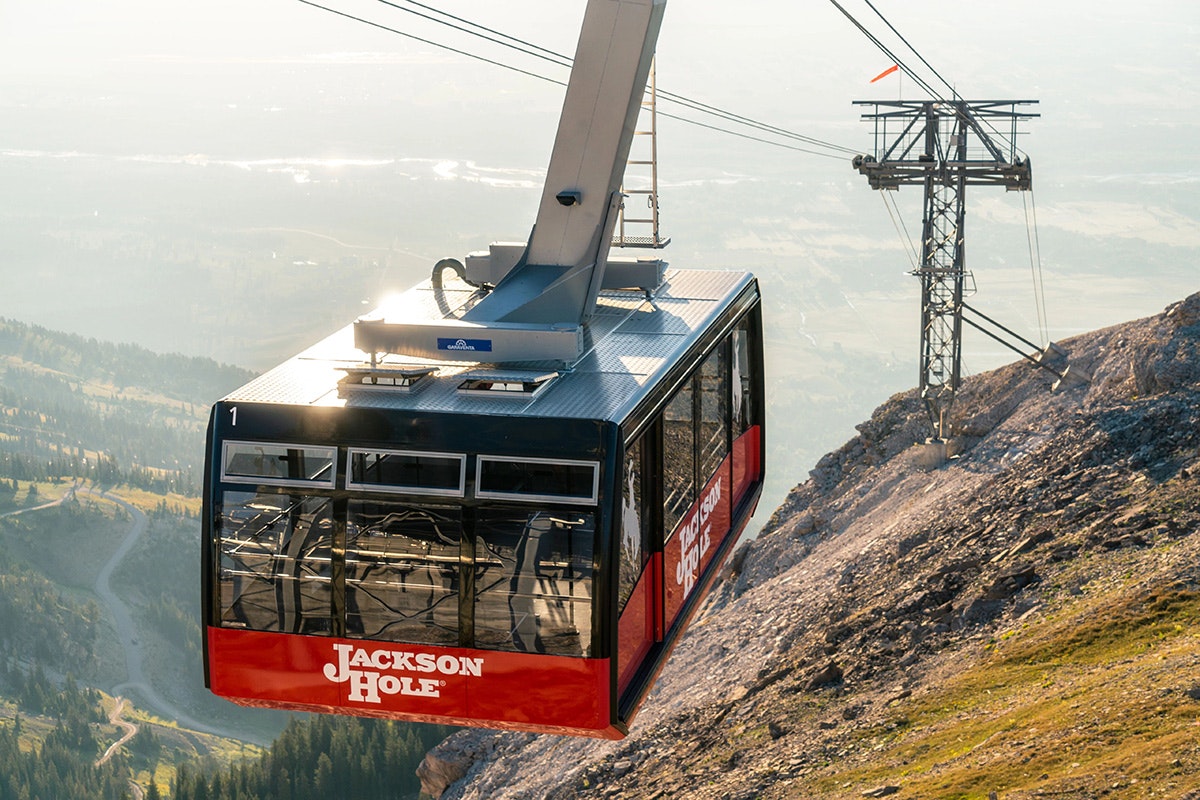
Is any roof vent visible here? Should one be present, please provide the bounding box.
[338,364,436,395]
[457,371,559,398]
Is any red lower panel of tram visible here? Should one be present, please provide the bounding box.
[731,425,762,506]
[616,551,662,693]
[207,627,617,738]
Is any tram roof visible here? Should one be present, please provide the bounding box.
[224,268,755,424]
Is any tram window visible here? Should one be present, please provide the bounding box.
[477,456,599,505]
[348,449,466,497]
[733,321,755,434]
[222,442,336,488]
[618,436,649,614]
[473,509,595,656]
[663,381,695,534]
[699,341,730,482]
[345,500,462,644]
[217,490,334,634]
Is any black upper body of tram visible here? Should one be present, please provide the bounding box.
[203,407,616,662]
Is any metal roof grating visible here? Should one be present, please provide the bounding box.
[224,269,753,421]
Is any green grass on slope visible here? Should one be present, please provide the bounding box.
[814,588,1200,800]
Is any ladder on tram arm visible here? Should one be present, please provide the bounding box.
[614,60,670,249]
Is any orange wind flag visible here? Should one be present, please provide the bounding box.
[870,64,899,83]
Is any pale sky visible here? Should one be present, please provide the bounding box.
[4,1,1196,157]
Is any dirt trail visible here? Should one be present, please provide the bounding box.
[0,482,76,518]
[84,487,266,742]
[95,696,138,767]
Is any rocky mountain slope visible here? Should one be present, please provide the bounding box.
[419,293,1200,800]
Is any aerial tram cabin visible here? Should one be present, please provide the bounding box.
[202,269,764,738]
[202,0,766,738]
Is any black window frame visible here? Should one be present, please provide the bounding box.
[346,447,467,498]
[221,441,337,489]
[476,455,601,506]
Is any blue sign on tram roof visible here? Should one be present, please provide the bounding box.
[438,337,493,353]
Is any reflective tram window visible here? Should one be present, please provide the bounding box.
[222,442,335,488]
[348,449,466,497]
[217,490,334,634]
[477,456,599,505]
[215,449,601,657]
[474,509,595,656]
[618,435,648,613]
[345,500,462,644]
[663,381,695,533]
[733,320,756,435]
[699,341,730,481]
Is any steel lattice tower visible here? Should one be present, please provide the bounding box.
[853,100,1037,440]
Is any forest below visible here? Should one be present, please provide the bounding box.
[0,320,451,798]
[0,317,253,498]
[0,663,449,800]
